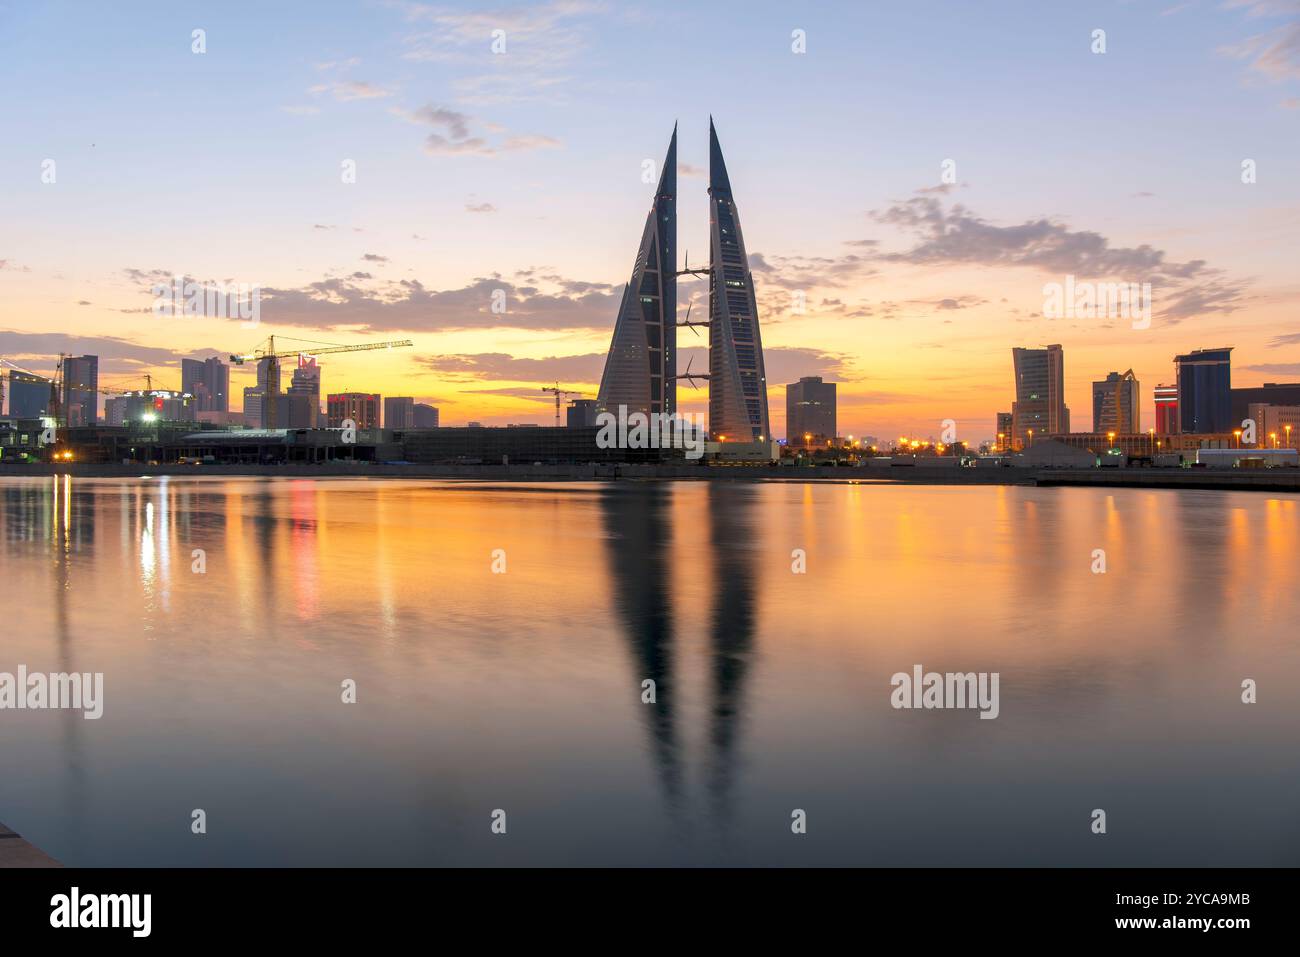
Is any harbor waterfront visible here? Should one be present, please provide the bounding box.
[1,475,1296,867]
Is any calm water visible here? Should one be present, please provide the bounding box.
[1,475,1297,866]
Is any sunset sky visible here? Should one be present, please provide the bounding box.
[2,0,1298,441]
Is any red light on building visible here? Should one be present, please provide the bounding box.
[1154,384,1178,435]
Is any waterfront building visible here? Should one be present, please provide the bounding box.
[1092,369,1140,434]
[1175,347,1232,433]
[1154,384,1178,434]
[1011,345,1068,449]
[786,376,836,446]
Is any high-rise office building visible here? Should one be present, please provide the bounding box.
[181,356,230,413]
[384,396,415,429]
[1092,369,1140,434]
[327,393,380,429]
[1011,344,1067,448]
[567,398,598,428]
[7,371,52,418]
[287,356,321,427]
[61,355,99,426]
[247,356,283,428]
[1175,347,1232,433]
[1154,384,1179,434]
[707,118,770,443]
[596,126,676,420]
[412,403,439,428]
[786,376,836,445]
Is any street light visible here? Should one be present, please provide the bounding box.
[1287,424,1293,449]
[1270,432,1278,449]
[1234,430,1242,449]
[1028,428,1034,448]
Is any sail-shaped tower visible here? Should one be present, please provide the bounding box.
[596,126,677,419]
[706,118,770,443]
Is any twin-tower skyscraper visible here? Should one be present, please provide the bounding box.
[595,119,770,444]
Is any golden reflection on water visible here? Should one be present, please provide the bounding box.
[2,476,1298,866]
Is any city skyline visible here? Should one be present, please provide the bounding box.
[2,2,1299,440]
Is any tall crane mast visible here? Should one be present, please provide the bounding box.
[541,383,583,428]
[230,334,414,428]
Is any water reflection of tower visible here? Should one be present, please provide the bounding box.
[51,475,90,855]
[599,485,683,810]
[705,482,758,825]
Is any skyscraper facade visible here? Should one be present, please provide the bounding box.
[786,376,836,445]
[596,126,676,420]
[1011,344,1067,448]
[62,354,99,426]
[1175,347,1232,433]
[288,356,322,427]
[707,118,770,443]
[181,356,230,412]
[1092,369,1140,434]
[1154,384,1179,434]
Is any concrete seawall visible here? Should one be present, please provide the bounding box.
[0,822,60,867]
[1,462,1298,492]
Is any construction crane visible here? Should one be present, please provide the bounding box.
[541,383,583,428]
[230,334,414,428]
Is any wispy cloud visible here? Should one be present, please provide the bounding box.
[1219,0,1300,82]
[310,79,395,102]
[397,0,605,104]
[390,103,560,156]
